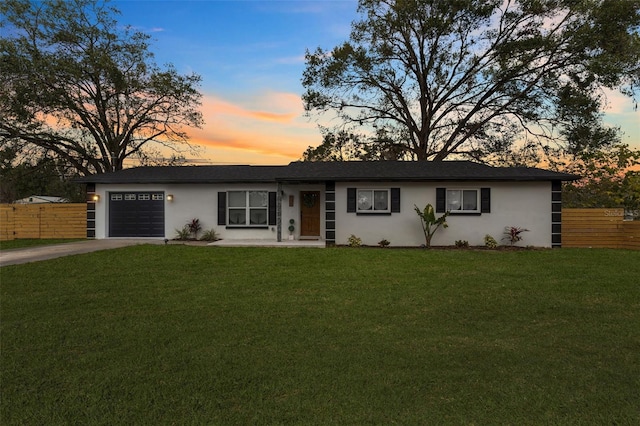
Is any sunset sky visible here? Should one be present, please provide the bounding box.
[113,0,639,165]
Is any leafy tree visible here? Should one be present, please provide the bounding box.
[0,0,204,176]
[302,0,640,162]
[302,127,405,161]
[562,144,640,214]
[0,145,85,203]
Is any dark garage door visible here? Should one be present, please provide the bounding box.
[109,192,165,237]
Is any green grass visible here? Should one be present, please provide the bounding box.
[0,238,84,251]
[2,247,639,424]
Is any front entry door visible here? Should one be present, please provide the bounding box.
[300,191,321,238]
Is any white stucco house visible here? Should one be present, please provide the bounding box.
[76,161,578,247]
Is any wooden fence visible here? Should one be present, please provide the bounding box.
[562,208,640,250]
[0,204,86,241]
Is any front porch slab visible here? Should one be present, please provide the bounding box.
[207,239,325,248]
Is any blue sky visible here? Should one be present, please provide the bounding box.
[114,0,359,165]
[113,0,638,165]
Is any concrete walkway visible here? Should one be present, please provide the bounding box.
[0,239,164,267]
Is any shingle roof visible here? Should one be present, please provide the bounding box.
[75,165,286,184]
[75,161,578,184]
[281,161,578,181]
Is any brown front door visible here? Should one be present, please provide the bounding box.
[300,191,321,237]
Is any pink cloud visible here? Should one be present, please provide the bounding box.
[185,92,321,164]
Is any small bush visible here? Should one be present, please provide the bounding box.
[502,226,529,245]
[455,240,469,249]
[484,234,498,249]
[174,226,191,241]
[188,218,202,239]
[378,239,390,248]
[347,234,362,247]
[200,228,219,242]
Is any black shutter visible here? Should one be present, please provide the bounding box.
[347,188,356,212]
[481,188,491,213]
[217,192,226,225]
[436,188,446,213]
[268,191,277,225]
[391,188,400,213]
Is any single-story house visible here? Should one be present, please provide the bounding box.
[76,161,578,247]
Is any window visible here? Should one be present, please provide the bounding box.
[111,194,123,201]
[124,194,136,201]
[357,189,390,213]
[138,194,151,201]
[152,194,164,201]
[227,191,268,226]
[446,189,479,213]
[436,187,490,214]
[347,188,400,214]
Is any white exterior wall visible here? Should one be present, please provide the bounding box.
[94,181,552,247]
[93,183,325,241]
[334,181,553,247]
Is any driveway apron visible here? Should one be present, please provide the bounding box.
[0,240,163,267]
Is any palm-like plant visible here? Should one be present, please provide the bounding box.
[414,204,449,248]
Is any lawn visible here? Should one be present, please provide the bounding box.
[0,239,84,251]
[1,246,639,424]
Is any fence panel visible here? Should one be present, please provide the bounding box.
[0,204,86,241]
[618,221,640,250]
[0,205,15,241]
[562,208,639,249]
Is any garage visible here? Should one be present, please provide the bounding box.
[109,192,165,237]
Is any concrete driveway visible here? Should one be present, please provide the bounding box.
[0,239,326,267]
[0,239,166,267]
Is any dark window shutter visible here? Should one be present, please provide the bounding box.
[268,191,277,225]
[481,188,491,213]
[217,192,226,225]
[391,188,400,213]
[347,188,356,212]
[436,188,446,213]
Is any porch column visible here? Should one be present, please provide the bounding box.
[276,182,282,242]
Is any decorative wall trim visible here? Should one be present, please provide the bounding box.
[325,181,335,246]
[551,180,562,248]
[86,183,96,239]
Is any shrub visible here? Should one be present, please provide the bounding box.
[200,228,219,242]
[347,234,362,247]
[174,225,191,241]
[484,234,498,249]
[455,240,469,249]
[378,239,390,248]
[188,218,202,239]
[502,226,529,245]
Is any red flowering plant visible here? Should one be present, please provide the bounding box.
[502,226,529,245]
